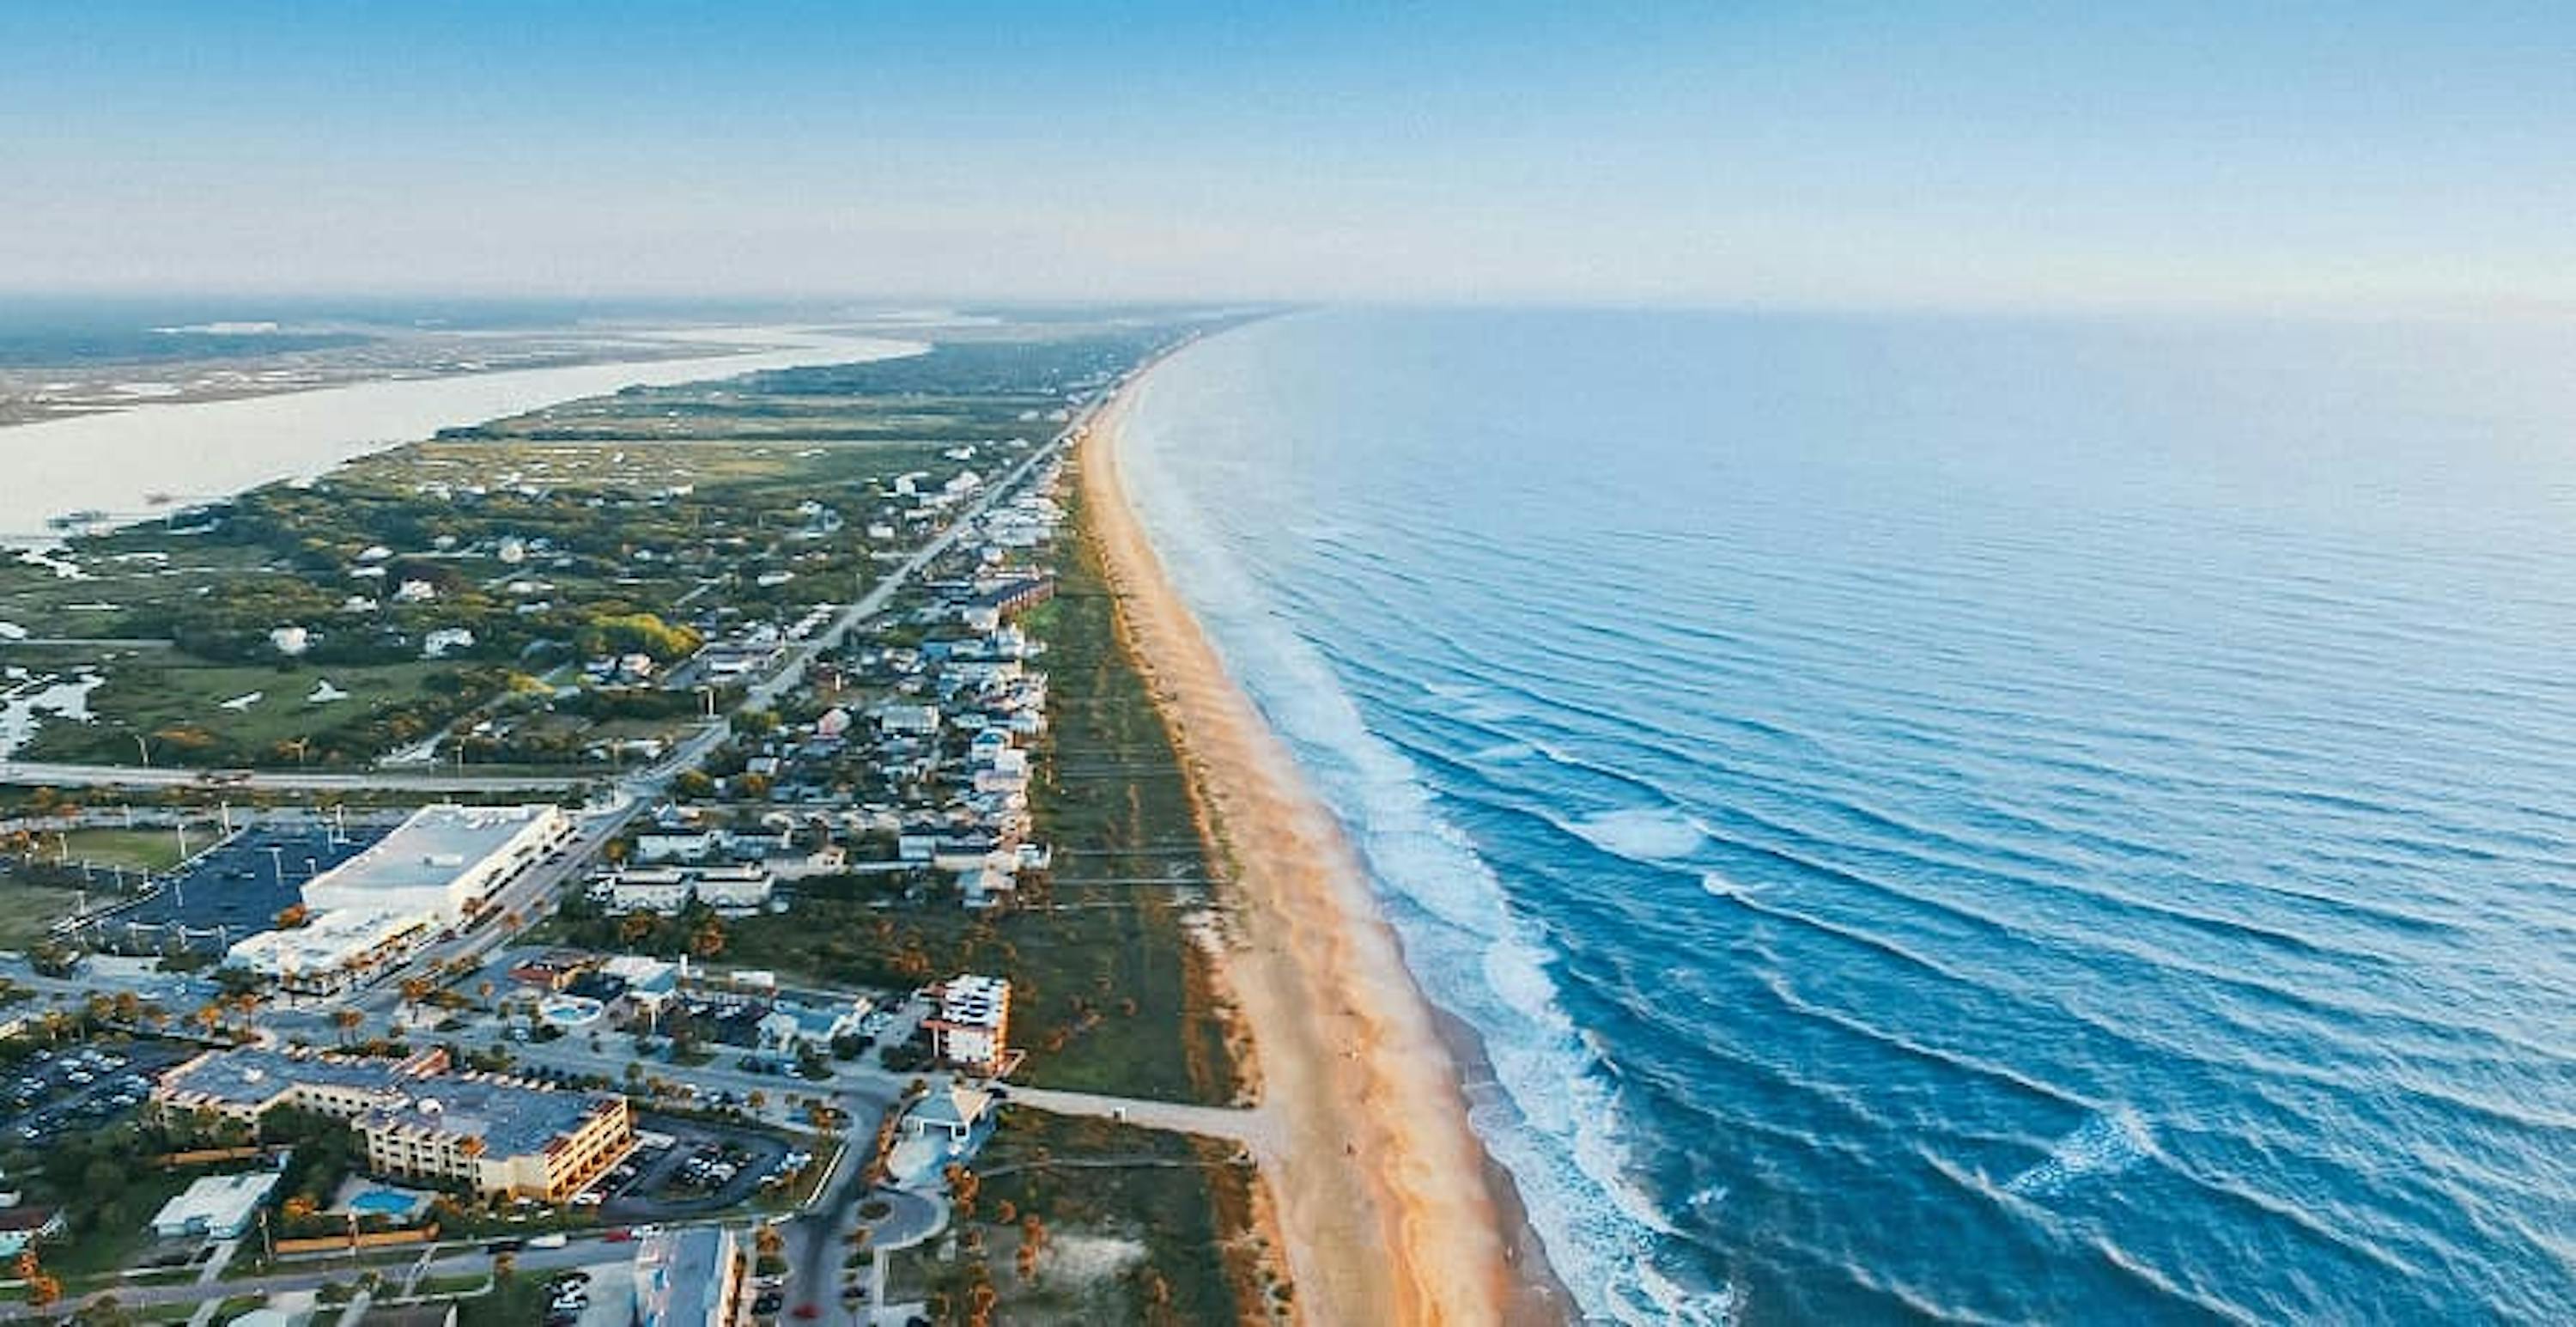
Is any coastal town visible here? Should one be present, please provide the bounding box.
[0,315,1302,1326]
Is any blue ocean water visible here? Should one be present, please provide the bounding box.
[1115,310,2576,1324]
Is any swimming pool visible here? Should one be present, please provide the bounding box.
[349,1190,418,1217]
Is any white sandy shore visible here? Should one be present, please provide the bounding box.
[1082,368,1556,1324]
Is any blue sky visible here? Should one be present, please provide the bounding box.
[3,2,2569,309]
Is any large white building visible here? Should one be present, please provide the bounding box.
[927,974,1011,1074]
[227,803,574,996]
[302,803,572,921]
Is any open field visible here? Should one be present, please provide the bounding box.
[0,881,84,948]
[48,825,190,872]
[21,657,484,767]
[928,1106,1271,1325]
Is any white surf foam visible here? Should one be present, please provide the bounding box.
[1120,393,1721,1326]
[1572,807,1710,861]
[2004,1106,2154,1198]
[1701,872,1762,901]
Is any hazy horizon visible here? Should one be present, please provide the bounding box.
[8,3,2572,315]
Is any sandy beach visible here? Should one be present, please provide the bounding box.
[1080,368,1562,1324]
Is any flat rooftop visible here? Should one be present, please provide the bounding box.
[637,1226,737,1327]
[310,803,559,895]
[153,1170,280,1228]
[158,1047,416,1105]
[359,1074,617,1158]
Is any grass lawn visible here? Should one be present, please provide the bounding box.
[0,880,85,948]
[43,1168,196,1279]
[455,1272,554,1327]
[23,658,473,767]
[52,826,191,872]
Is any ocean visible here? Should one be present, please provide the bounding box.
[1115,309,2576,1324]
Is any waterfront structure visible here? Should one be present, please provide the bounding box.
[906,1079,994,1144]
[927,973,1011,1073]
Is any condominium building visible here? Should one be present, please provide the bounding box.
[926,973,1011,1074]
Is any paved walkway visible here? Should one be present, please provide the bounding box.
[1001,1085,1279,1158]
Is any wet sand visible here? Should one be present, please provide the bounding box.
[1081,369,1566,1324]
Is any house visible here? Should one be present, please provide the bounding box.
[421,627,475,658]
[635,831,720,864]
[0,1205,64,1257]
[877,703,939,736]
[957,864,1016,910]
[269,625,311,656]
[601,868,692,916]
[150,1171,282,1239]
[392,579,438,604]
[692,864,775,913]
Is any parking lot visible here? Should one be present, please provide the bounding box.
[0,1038,192,1147]
[83,824,389,953]
[594,1114,805,1222]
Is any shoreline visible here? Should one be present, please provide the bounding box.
[1078,358,1571,1324]
[0,326,924,544]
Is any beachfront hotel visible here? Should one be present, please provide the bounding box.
[152,1046,633,1201]
[355,1075,634,1202]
